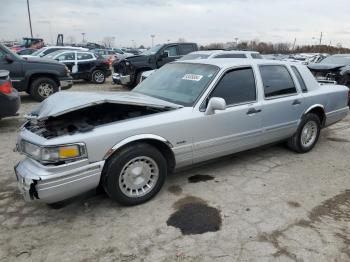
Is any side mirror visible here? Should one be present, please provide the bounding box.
[4,54,14,63]
[205,97,226,115]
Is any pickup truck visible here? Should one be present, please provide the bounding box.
[112,42,198,88]
[14,59,349,206]
[0,43,73,101]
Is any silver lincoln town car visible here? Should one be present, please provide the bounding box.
[15,59,349,206]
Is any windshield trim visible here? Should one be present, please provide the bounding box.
[133,62,220,107]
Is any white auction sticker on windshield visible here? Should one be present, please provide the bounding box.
[182,74,203,81]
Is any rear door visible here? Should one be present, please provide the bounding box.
[76,52,95,78]
[259,64,305,143]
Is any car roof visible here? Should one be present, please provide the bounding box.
[189,50,260,55]
[176,58,299,68]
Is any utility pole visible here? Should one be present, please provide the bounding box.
[319,32,323,45]
[81,33,86,43]
[26,0,33,38]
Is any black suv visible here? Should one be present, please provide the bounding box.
[0,43,73,101]
[112,43,198,88]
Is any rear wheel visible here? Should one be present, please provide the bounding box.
[103,143,167,206]
[287,113,321,153]
[92,70,106,84]
[30,77,58,101]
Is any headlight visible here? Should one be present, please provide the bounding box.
[21,141,87,163]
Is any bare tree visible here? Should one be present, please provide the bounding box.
[102,36,116,48]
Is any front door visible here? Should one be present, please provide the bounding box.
[156,45,181,68]
[193,67,263,163]
[0,49,23,90]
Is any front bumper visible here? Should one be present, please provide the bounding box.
[59,77,74,90]
[14,158,104,204]
[112,73,131,85]
[0,89,21,118]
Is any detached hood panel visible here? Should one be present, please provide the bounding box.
[30,91,182,121]
[308,63,346,71]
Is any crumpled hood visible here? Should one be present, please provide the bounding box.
[308,63,346,71]
[29,91,182,120]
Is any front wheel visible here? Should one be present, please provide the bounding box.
[30,77,58,101]
[287,113,321,153]
[92,70,106,84]
[103,143,167,206]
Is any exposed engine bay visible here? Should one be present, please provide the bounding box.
[25,103,171,139]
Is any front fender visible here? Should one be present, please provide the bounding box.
[103,134,173,160]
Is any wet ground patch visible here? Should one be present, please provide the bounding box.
[287,201,301,208]
[167,196,222,235]
[188,174,214,183]
[167,185,183,196]
[326,137,350,143]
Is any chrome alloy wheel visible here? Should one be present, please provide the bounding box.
[301,120,318,147]
[37,82,54,98]
[119,156,159,198]
[94,71,105,83]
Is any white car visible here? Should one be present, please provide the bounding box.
[139,50,263,82]
[22,46,88,58]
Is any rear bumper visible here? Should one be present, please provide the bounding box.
[59,77,73,90]
[14,158,104,204]
[0,89,21,118]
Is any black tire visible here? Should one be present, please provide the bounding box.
[91,70,106,84]
[103,143,167,206]
[287,113,321,153]
[30,77,58,102]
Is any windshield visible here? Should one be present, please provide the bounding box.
[180,53,210,60]
[141,44,163,55]
[320,55,350,65]
[1,44,23,60]
[133,63,219,106]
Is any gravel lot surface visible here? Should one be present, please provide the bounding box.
[1,79,350,261]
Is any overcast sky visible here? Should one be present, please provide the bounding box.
[1,0,350,48]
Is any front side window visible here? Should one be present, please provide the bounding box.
[291,66,307,92]
[134,63,219,106]
[214,54,247,59]
[210,67,256,105]
[56,52,75,61]
[260,65,297,98]
[163,46,178,57]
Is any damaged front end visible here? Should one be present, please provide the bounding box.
[14,91,181,203]
[308,64,350,87]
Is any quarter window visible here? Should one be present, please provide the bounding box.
[214,54,247,58]
[210,67,256,105]
[163,46,178,57]
[291,66,308,92]
[259,65,297,98]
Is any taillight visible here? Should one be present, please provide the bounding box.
[0,80,12,94]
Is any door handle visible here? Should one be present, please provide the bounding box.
[292,99,301,105]
[247,108,262,115]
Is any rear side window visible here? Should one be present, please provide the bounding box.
[251,53,263,59]
[291,66,308,92]
[210,67,256,105]
[214,54,247,58]
[259,65,297,98]
[77,53,93,60]
[179,44,196,55]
